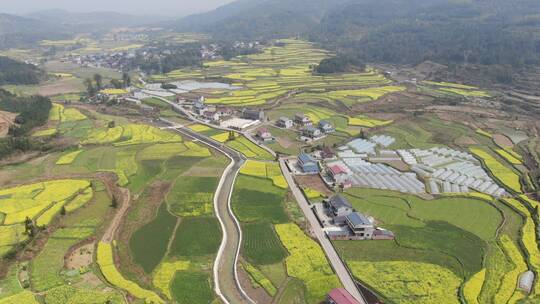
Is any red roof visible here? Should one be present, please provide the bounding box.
[328,288,360,304]
[329,165,347,175]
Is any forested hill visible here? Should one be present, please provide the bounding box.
[0,56,45,85]
[173,0,540,67]
[0,13,68,49]
[171,0,349,41]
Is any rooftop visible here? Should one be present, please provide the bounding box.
[328,288,361,304]
[328,195,352,209]
[346,212,372,226]
[329,165,347,175]
[298,153,316,164]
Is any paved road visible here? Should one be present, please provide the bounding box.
[166,123,254,304]
[279,159,367,304]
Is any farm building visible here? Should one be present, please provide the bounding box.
[370,135,395,147]
[276,116,293,128]
[319,120,335,133]
[298,153,320,174]
[372,228,395,240]
[327,288,361,304]
[302,126,323,139]
[242,108,265,121]
[344,139,376,154]
[256,128,273,142]
[294,113,312,126]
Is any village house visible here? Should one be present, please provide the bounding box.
[256,128,273,142]
[297,153,320,174]
[346,212,375,239]
[193,97,207,114]
[321,146,336,159]
[328,165,349,185]
[294,113,312,126]
[319,120,335,133]
[324,195,354,225]
[242,108,265,121]
[276,116,293,129]
[203,110,220,122]
[216,106,233,117]
[302,126,322,139]
[326,288,361,304]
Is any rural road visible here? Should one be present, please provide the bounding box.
[279,158,368,304]
[165,121,255,304]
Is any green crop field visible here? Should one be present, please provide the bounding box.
[242,222,288,265]
[129,202,177,274]
[170,271,215,304]
[232,175,288,223]
[169,217,221,257]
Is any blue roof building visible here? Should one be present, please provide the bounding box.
[298,153,319,174]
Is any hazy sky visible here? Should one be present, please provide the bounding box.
[1,0,235,16]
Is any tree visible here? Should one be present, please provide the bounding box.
[60,205,66,216]
[110,79,123,89]
[122,73,131,87]
[24,216,35,237]
[93,74,103,90]
[228,131,236,141]
[84,78,96,97]
[108,121,116,128]
[111,196,118,208]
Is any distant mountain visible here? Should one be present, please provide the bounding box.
[27,9,170,31]
[173,0,540,67]
[0,13,68,49]
[171,0,349,40]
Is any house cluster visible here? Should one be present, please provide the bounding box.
[276,113,335,141]
[319,195,394,241]
[63,51,135,71]
[190,96,235,122]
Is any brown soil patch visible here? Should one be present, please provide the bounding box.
[0,110,16,137]
[455,136,478,146]
[65,242,94,270]
[294,175,333,197]
[277,136,294,149]
[493,134,514,147]
[37,78,85,96]
[238,263,273,304]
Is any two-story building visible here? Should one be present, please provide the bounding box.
[242,109,265,121]
[297,153,319,174]
[324,195,354,225]
[302,126,322,139]
[256,128,274,142]
[319,120,335,133]
[294,113,312,126]
[276,116,293,129]
[345,212,375,239]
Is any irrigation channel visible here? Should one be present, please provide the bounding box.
[162,120,255,304]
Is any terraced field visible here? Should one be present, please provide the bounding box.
[151,39,398,107]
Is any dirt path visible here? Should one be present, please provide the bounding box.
[101,187,131,243]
